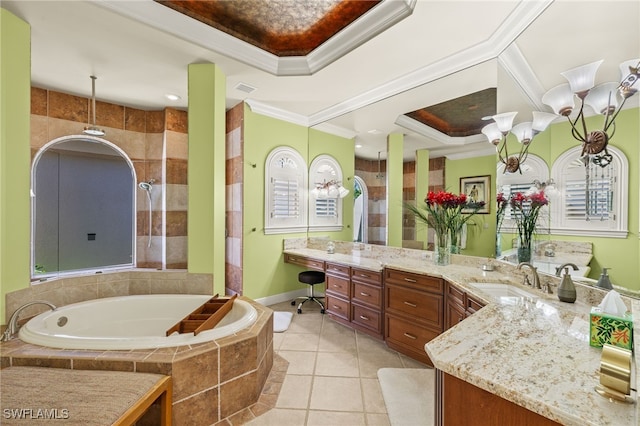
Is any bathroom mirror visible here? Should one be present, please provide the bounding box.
[32,137,135,277]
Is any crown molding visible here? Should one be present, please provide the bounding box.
[394,115,485,146]
[498,43,548,111]
[311,123,357,140]
[445,146,497,160]
[95,0,415,77]
[245,100,309,127]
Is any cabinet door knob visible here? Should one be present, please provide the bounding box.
[403,332,417,340]
[404,301,417,308]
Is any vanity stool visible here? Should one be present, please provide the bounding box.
[292,271,326,314]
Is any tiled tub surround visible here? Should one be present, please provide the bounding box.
[283,238,639,426]
[1,273,274,425]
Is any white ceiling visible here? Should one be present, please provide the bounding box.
[3,0,639,161]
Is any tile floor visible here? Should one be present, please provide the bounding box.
[237,300,428,426]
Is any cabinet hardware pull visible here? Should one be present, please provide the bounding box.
[404,301,417,308]
[360,274,369,278]
[360,292,370,297]
[359,315,369,321]
[332,305,341,310]
[458,316,464,323]
[403,332,417,340]
[404,278,417,283]
[333,285,340,288]
[290,257,297,261]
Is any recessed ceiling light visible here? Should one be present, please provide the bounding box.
[367,129,383,134]
[165,93,181,101]
[355,144,362,148]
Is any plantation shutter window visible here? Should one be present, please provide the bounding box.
[309,155,345,232]
[265,147,308,234]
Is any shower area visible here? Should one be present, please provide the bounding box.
[29,86,189,275]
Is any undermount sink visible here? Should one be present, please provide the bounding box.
[468,283,538,304]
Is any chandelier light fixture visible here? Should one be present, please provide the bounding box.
[541,58,639,167]
[311,180,349,199]
[481,111,558,174]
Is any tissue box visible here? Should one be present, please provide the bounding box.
[589,307,633,350]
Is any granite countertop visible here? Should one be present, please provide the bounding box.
[283,241,638,426]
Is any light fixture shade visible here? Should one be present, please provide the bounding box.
[542,84,575,115]
[491,112,518,133]
[585,82,620,115]
[338,186,350,198]
[531,111,558,132]
[560,59,603,94]
[318,188,328,199]
[618,59,640,83]
[311,187,320,198]
[510,122,533,143]
[327,185,339,198]
[481,123,502,143]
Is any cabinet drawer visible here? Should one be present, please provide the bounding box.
[351,268,382,286]
[284,254,325,271]
[352,304,382,334]
[351,281,382,309]
[466,295,485,315]
[384,269,443,294]
[446,282,465,305]
[326,262,350,277]
[385,314,440,354]
[385,283,444,330]
[326,294,350,320]
[326,275,350,298]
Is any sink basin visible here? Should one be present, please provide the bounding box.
[468,283,538,304]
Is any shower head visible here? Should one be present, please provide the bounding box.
[138,182,153,191]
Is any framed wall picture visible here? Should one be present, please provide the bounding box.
[460,175,490,214]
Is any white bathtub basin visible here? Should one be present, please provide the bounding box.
[468,283,538,304]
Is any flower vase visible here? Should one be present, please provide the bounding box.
[449,229,461,254]
[495,232,502,258]
[434,233,450,266]
[517,238,532,263]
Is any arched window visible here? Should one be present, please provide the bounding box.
[550,147,628,237]
[496,154,550,233]
[264,146,308,234]
[308,155,345,232]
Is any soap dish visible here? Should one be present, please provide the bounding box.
[481,264,495,272]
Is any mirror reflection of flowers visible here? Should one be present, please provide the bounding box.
[406,190,486,253]
[496,192,509,233]
[509,191,549,251]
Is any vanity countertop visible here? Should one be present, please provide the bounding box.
[283,241,638,426]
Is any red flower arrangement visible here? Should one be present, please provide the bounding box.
[509,191,548,251]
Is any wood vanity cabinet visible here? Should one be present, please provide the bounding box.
[384,268,444,365]
[445,282,486,330]
[325,262,351,322]
[284,253,325,271]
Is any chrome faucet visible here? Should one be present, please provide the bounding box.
[555,263,579,277]
[1,300,56,342]
[517,262,541,290]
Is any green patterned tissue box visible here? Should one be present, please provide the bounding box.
[589,307,633,350]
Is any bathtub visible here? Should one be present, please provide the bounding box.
[18,294,258,350]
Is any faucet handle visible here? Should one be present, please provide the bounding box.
[523,275,531,286]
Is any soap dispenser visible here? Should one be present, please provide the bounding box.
[596,268,613,290]
[557,267,577,303]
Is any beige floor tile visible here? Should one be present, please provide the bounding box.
[400,353,430,369]
[279,332,320,352]
[278,350,317,375]
[361,377,387,413]
[287,315,323,334]
[272,332,285,351]
[318,331,357,353]
[276,374,312,409]
[244,408,308,426]
[320,318,355,335]
[358,350,405,378]
[366,412,392,426]
[309,376,363,411]
[306,410,366,425]
[314,351,359,377]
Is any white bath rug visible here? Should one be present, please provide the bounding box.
[377,367,435,426]
[273,311,293,333]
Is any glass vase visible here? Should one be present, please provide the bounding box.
[495,232,502,258]
[434,232,451,266]
[517,238,532,263]
[449,229,461,254]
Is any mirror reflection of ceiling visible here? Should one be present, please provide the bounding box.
[5,0,639,161]
[155,0,381,56]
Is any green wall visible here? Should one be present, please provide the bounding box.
[444,155,495,258]
[242,105,355,300]
[445,108,640,291]
[0,9,31,322]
